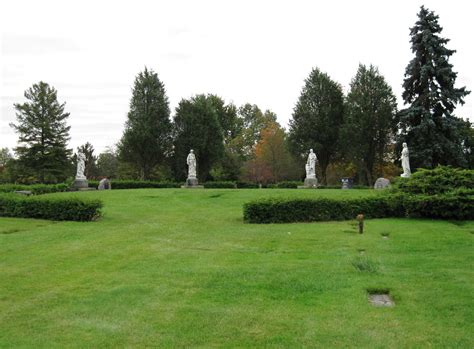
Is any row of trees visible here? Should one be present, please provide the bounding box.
[1,6,472,185]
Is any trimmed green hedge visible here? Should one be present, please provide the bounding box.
[243,196,405,223]
[204,181,236,188]
[276,181,302,189]
[243,191,474,223]
[404,189,474,220]
[0,194,103,221]
[88,180,180,189]
[0,183,69,195]
[236,182,259,189]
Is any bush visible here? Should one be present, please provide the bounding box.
[243,189,474,223]
[0,194,102,221]
[276,181,302,189]
[243,196,405,223]
[88,180,180,189]
[404,189,474,220]
[393,166,474,195]
[236,182,259,189]
[0,183,69,195]
[203,181,236,188]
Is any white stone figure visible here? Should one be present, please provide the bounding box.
[400,142,411,178]
[186,149,197,179]
[76,152,86,179]
[306,149,317,179]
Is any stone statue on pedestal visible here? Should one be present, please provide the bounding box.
[400,142,411,178]
[72,151,89,189]
[183,149,202,187]
[187,149,197,179]
[300,149,318,188]
[306,149,317,179]
[76,152,86,179]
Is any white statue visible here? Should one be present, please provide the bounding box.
[306,149,317,179]
[76,152,86,179]
[186,149,197,179]
[400,142,411,178]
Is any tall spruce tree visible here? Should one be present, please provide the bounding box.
[172,94,224,181]
[118,67,172,180]
[288,68,344,184]
[10,82,72,183]
[398,6,470,169]
[343,64,397,185]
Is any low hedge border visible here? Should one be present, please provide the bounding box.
[243,196,404,223]
[204,181,236,188]
[88,180,180,189]
[0,183,69,195]
[0,194,103,221]
[243,191,474,223]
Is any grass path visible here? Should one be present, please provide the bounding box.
[1,189,473,347]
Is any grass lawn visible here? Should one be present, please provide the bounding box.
[1,189,473,348]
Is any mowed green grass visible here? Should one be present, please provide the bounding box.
[1,189,473,348]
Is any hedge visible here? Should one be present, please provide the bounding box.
[0,183,69,195]
[243,191,474,223]
[204,181,236,188]
[394,166,474,195]
[404,189,474,220]
[88,180,180,189]
[0,194,103,221]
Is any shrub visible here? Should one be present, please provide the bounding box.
[0,183,69,195]
[243,196,405,223]
[276,181,302,189]
[203,181,236,188]
[0,194,102,221]
[88,180,180,189]
[404,189,474,220]
[243,189,473,223]
[236,182,259,189]
[393,166,474,195]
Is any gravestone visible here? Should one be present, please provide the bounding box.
[98,178,112,190]
[374,177,390,189]
[341,177,353,189]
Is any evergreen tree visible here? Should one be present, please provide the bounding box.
[343,64,397,185]
[288,68,344,184]
[398,6,470,169]
[10,82,72,183]
[172,94,224,181]
[118,67,172,180]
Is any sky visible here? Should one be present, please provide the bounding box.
[1,0,472,154]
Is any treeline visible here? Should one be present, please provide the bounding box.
[0,6,472,185]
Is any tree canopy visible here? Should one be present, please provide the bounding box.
[398,6,471,169]
[118,67,172,180]
[10,81,72,183]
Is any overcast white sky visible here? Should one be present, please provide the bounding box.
[1,0,472,153]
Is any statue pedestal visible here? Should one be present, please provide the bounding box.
[181,177,203,189]
[72,178,89,190]
[298,177,318,189]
